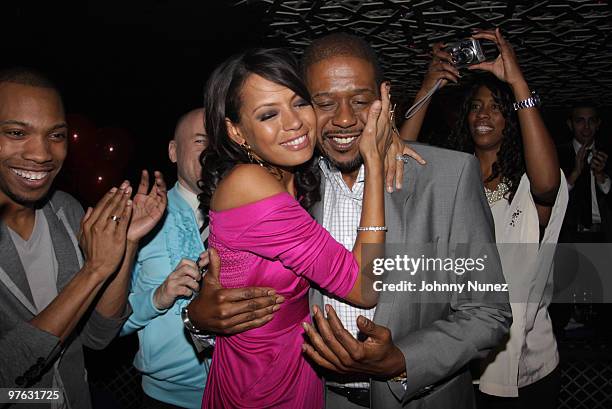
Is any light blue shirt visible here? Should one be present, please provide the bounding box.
[121,184,209,408]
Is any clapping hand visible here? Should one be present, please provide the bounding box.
[79,183,133,279]
[591,150,608,181]
[127,170,167,243]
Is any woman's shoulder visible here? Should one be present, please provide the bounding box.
[211,164,288,212]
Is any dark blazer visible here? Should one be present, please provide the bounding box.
[0,191,128,408]
[557,142,612,241]
[311,145,512,409]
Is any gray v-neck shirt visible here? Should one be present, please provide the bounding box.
[8,209,59,313]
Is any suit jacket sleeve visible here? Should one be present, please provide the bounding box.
[394,157,512,402]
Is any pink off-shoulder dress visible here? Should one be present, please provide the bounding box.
[201,192,359,409]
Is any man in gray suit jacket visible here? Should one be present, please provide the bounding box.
[0,68,167,408]
[298,33,511,409]
[188,34,511,409]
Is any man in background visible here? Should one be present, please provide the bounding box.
[558,102,610,243]
[121,108,210,408]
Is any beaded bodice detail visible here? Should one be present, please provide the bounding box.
[207,230,256,288]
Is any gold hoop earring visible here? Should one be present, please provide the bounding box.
[239,141,257,164]
[239,141,283,180]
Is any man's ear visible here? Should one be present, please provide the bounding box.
[168,140,177,163]
[225,118,245,146]
[566,119,574,133]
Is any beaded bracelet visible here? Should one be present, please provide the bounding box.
[356,226,388,232]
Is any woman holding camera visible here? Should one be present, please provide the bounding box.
[401,28,568,409]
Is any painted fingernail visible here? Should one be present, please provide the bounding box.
[110,187,118,193]
[301,322,309,331]
[276,295,285,303]
[325,304,330,314]
[127,200,133,206]
[273,304,281,312]
[387,185,393,193]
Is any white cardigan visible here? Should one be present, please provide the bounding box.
[479,171,568,397]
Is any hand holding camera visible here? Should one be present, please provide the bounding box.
[421,43,460,92]
[407,27,525,120]
[467,27,526,87]
[437,27,524,88]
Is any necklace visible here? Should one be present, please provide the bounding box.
[484,178,510,205]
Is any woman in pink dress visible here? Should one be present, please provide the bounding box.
[198,48,391,409]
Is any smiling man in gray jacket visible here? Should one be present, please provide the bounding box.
[0,68,166,408]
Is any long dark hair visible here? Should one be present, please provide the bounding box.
[198,48,320,218]
[446,75,524,201]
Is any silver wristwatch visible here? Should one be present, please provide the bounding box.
[181,306,204,334]
[513,90,541,111]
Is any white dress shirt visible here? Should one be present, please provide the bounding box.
[320,159,376,389]
[569,139,611,224]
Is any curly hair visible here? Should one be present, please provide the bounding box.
[198,48,321,218]
[445,75,524,202]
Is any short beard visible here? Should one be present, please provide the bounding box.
[323,151,364,174]
[0,181,44,208]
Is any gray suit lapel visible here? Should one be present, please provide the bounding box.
[310,200,323,223]
[0,223,36,313]
[310,167,325,221]
[309,173,326,311]
[374,166,414,326]
[43,202,81,292]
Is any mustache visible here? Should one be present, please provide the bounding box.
[323,129,363,138]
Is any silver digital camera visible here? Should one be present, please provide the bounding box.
[444,38,486,68]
